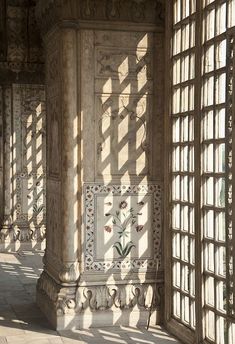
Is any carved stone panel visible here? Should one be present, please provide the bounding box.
[46,180,61,259]
[96,94,151,178]
[7,2,43,64]
[2,87,12,221]
[0,84,46,245]
[46,32,61,179]
[12,85,46,174]
[92,30,154,182]
[95,47,153,80]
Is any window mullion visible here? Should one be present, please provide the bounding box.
[194,1,204,343]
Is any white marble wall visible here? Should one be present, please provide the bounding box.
[81,30,163,273]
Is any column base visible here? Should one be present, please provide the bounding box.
[36,271,162,330]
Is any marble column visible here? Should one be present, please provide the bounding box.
[36,0,165,330]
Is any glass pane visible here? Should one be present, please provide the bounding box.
[205,242,215,273]
[228,0,235,28]
[173,291,181,318]
[215,74,226,104]
[172,204,181,229]
[173,261,181,287]
[173,117,180,142]
[216,281,226,313]
[204,44,214,72]
[215,109,225,138]
[216,40,226,69]
[216,316,226,344]
[215,178,225,207]
[206,310,216,341]
[204,209,214,239]
[216,3,226,35]
[215,144,225,173]
[181,295,190,324]
[215,212,225,242]
[205,276,215,306]
[206,8,215,41]
[173,233,181,258]
[202,76,214,107]
[202,111,214,140]
[181,234,189,261]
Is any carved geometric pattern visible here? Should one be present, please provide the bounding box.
[84,183,161,271]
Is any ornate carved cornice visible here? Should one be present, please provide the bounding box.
[36,0,164,35]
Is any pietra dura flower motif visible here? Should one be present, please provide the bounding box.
[84,184,161,271]
[104,201,144,258]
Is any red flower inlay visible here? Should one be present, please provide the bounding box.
[104,225,112,233]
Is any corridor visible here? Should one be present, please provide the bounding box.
[0,251,180,344]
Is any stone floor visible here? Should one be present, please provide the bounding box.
[0,250,181,344]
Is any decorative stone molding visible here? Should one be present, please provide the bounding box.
[0,226,46,244]
[37,270,163,315]
[37,271,60,304]
[76,283,156,311]
[58,262,80,284]
[0,61,44,74]
[37,271,77,314]
[36,0,165,35]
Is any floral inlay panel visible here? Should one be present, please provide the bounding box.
[84,184,161,271]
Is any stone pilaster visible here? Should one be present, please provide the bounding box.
[36,0,165,330]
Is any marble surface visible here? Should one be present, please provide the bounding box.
[0,250,181,344]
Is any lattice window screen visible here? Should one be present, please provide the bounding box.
[168,1,235,343]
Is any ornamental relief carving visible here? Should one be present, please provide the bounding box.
[76,283,156,312]
[93,31,154,179]
[47,182,61,257]
[96,48,152,80]
[81,0,96,18]
[96,95,150,177]
[6,3,43,64]
[46,48,61,99]
[47,96,61,178]
[36,0,164,34]
[45,33,61,179]
[106,0,120,20]
[37,270,163,315]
